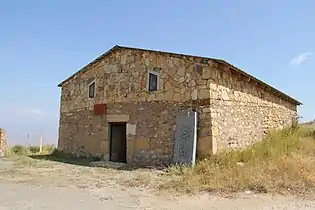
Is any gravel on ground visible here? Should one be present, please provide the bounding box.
[1,157,315,210]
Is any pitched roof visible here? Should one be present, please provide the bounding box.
[58,45,302,105]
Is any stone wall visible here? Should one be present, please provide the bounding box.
[59,48,214,111]
[109,102,179,165]
[0,128,7,157]
[58,108,108,158]
[58,47,298,164]
[58,48,215,164]
[208,62,297,153]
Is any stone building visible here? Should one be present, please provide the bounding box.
[57,45,301,166]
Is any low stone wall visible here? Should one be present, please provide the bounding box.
[0,128,7,157]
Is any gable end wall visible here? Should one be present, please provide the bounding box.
[58,48,215,165]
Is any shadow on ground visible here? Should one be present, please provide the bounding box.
[29,153,160,171]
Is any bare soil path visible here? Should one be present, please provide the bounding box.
[0,157,315,210]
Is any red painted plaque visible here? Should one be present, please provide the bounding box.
[94,103,107,115]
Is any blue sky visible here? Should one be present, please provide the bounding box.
[1,0,314,145]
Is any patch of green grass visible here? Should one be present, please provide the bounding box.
[28,146,40,154]
[10,145,27,155]
[6,144,56,156]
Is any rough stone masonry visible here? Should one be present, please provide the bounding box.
[57,45,301,166]
[0,128,7,157]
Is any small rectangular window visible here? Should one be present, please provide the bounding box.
[148,72,158,91]
[89,82,95,98]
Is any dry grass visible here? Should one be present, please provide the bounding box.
[5,144,56,156]
[161,126,315,194]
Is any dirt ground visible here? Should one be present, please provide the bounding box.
[1,157,315,210]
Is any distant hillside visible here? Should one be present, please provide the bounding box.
[301,120,315,127]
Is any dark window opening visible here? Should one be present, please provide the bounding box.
[89,82,95,98]
[148,73,158,91]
